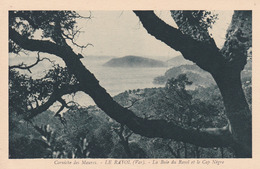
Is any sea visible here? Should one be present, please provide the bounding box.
[9,55,169,108]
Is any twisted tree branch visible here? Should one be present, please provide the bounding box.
[10,26,234,148]
[25,83,82,120]
[133,11,225,74]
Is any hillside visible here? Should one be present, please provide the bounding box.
[166,55,193,67]
[153,64,215,87]
[103,55,167,67]
[153,60,252,88]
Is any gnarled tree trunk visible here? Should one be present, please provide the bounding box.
[134,10,252,157]
[213,69,251,157]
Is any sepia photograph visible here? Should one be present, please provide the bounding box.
[8,10,252,159]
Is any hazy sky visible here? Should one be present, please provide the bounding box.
[74,10,234,60]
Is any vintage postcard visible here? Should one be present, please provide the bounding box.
[1,0,260,169]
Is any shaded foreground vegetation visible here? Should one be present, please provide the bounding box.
[9,70,251,158]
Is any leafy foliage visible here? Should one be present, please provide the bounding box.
[10,69,252,158]
[114,74,238,158]
[9,65,79,118]
[220,11,252,70]
[9,11,88,53]
[171,10,218,41]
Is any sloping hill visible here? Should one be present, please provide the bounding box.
[103,55,167,67]
[166,55,193,67]
[153,64,215,87]
[153,59,252,88]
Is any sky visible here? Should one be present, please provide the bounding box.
[73,10,234,60]
[9,10,234,62]
[9,10,234,78]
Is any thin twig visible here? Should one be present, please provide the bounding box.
[9,52,55,73]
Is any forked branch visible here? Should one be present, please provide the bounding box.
[9,52,54,73]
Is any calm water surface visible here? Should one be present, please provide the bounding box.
[10,56,169,106]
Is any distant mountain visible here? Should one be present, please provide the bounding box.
[166,55,193,67]
[103,55,167,67]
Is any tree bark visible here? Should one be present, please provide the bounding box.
[184,143,187,158]
[212,70,251,157]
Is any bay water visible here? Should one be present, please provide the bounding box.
[9,55,169,107]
